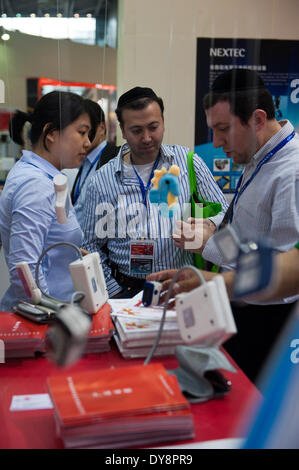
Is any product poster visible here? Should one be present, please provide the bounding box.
[195,38,299,193]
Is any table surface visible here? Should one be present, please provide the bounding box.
[0,341,260,449]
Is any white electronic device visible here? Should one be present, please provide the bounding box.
[69,252,108,314]
[47,303,92,367]
[54,173,70,224]
[142,281,162,307]
[16,261,62,309]
[16,261,42,304]
[176,275,237,347]
[212,225,241,264]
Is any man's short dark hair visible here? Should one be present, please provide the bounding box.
[115,86,164,126]
[203,69,275,124]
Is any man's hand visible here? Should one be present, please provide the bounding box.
[80,248,90,256]
[172,218,216,254]
[147,268,235,305]
[146,268,217,305]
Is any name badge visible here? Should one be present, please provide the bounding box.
[129,240,155,276]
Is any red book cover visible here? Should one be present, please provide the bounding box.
[0,311,47,342]
[47,363,190,426]
[0,311,47,357]
[88,303,114,339]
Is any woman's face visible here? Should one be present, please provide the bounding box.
[49,113,92,169]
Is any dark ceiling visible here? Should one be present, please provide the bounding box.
[0,1,117,18]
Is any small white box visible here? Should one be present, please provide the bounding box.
[69,252,108,314]
[176,275,236,347]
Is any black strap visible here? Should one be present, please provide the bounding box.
[71,165,83,204]
[218,198,234,230]
[108,261,146,289]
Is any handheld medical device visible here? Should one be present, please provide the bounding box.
[53,173,70,224]
[233,242,274,299]
[16,261,62,309]
[69,252,108,314]
[142,281,162,307]
[212,225,276,299]
[212,224,242,265]
[176,274,236,346]
[144,266,237,365]
[46,303,92,367]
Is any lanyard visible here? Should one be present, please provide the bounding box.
[130,153,160,207]
[73,144,107,204]
[230,131,295,223]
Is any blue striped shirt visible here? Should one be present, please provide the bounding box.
[0,150,83,310]
[81,143,228,297]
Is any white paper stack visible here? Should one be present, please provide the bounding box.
[109,293,184,359]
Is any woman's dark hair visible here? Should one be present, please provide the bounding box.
[9,91,96,150]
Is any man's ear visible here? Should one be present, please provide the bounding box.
[253,109,267,132]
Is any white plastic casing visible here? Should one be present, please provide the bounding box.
[176,275,237,347]
[54,173,70,224]
[16,261,42,304]
[69,252,108,314]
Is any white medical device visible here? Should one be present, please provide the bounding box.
[176,275,236,347]
[16,261,42,304]
[212,225,241,264]
[16,261,61,309]
[142,281,162,307]
[69,252,108,314]
[53,173,70,224]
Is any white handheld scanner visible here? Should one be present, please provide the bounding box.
[16,261,42,304]
[16,261,60,309]
[54,173,70,224]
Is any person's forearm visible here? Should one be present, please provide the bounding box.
[263,248,299,300]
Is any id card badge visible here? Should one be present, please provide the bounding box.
[129,240,155,276]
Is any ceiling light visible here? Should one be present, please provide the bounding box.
[1,32,10,41]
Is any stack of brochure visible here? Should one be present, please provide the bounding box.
[0,311,47,358]
[0,304,114,360]
[109,294,184,358]
[84,303,115,354]
[47,363,194,449]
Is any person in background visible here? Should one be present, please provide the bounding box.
[81,86,228,299]
[71,99,120,227]
[0,91,96,311]
[151,68,299,383]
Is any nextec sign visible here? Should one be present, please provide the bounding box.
[210,48,246,58]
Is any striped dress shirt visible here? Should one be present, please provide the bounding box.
[81,143,228,297]
[203,120,299,304]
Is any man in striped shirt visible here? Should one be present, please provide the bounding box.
[81,86,228,298]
